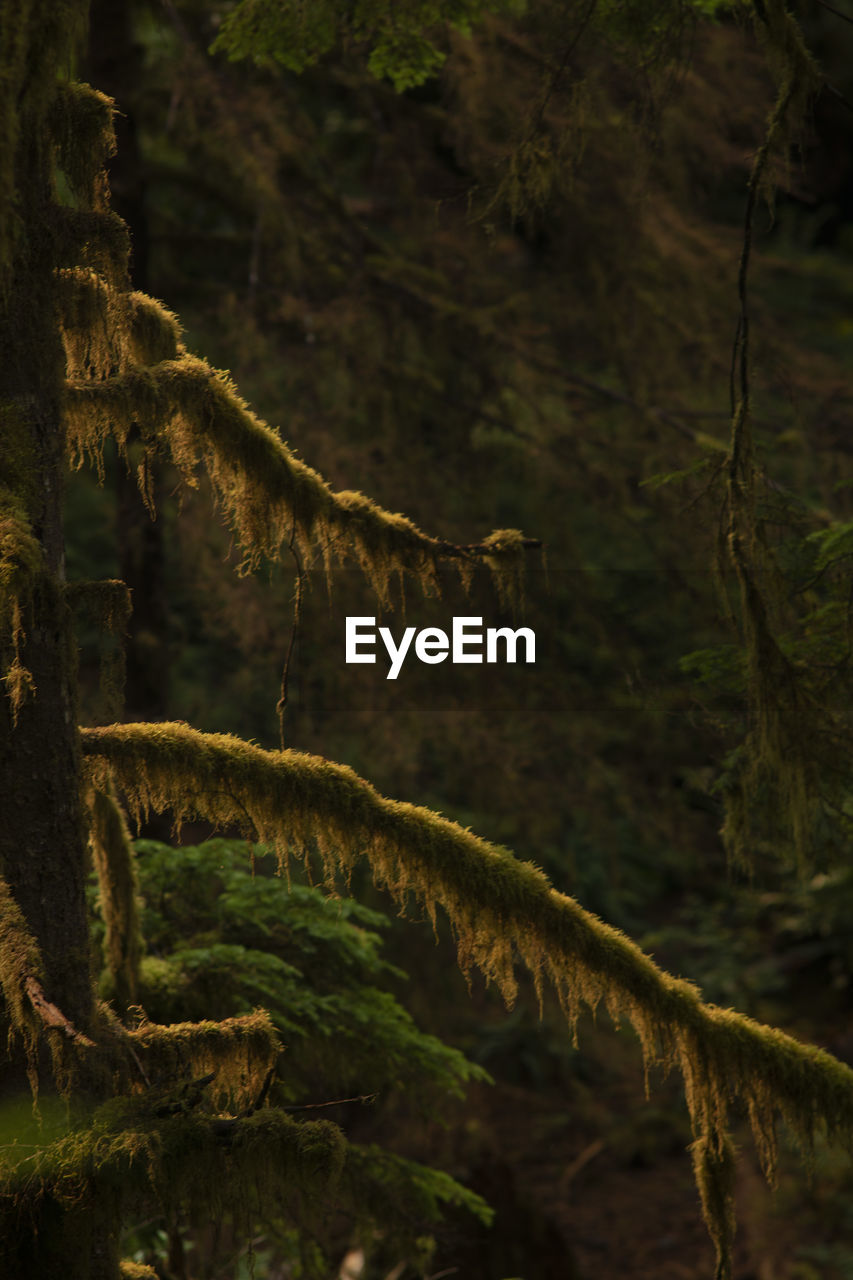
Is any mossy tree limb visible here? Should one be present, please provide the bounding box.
[87,784,142,1009]
[80,720,853,1278]
[64,352,536,605]
[0,1096,489,1280]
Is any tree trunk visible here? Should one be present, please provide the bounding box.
[0,123,94,1043]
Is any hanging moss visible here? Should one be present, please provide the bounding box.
[79,719,853,1275]
[87,784,142,1009]
[691,1132,737,1280]
[50,81,116,211]
[58,269,184,385]
[126,1011,279,1114]
[52,206,131,291]
[0,1093,488,1280]
[65,353,531,605]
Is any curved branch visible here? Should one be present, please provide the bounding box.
[65,353,537,605]
[80,718,853,1278]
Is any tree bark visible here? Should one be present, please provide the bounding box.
[0,10,95,1049]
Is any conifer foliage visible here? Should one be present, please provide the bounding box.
[1,0,852,1277]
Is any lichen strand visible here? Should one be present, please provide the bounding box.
[87,784,142,1008]
[80,719,853,1279]
[0,1101,486,1279]
[64,351,528,605]
[0,489,42,720]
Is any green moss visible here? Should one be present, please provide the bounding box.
[53,207,131,291]
[65,350,531,605]
[0,1095,488,1279]
[87,785,142,1009]
[79,719,853,1277]
[50,81,116,211]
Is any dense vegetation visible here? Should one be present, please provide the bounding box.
[4,0,853,1276]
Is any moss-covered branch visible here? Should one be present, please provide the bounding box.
[52,206,131,290]
[0,1095,488,1280]
[58,268,182,385]
[87,785,142,1008]
[125,1010,280,1112]
[50,81,115,211]
[80,720,853,1277]
[65,352,536,604]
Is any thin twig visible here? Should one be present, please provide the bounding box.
[283,1093,377,1111]
[814,0,853,27]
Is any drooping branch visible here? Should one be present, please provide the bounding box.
[80,719,853,1278]
[50,80,115,211]
[87,783,142,1006]
[126,1011,279,1113]
[65,351,537,604]
[0,1093,489,1280]
[57,268,183,385]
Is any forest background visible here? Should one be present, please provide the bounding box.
[10,0,853,1275]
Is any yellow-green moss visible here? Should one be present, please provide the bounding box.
[64,350,531,605]
[53,207,131,291]
[79,719,853,1275]
[58,269,183,386]
[87,784,142,1008]
[127,1011,279,1113]
[50,81,116,211]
